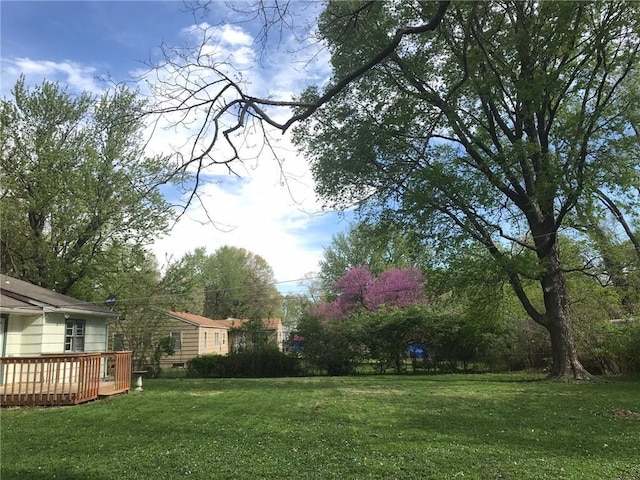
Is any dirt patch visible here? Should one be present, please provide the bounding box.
[612,408,640,420]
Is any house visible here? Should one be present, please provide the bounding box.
[142,312,286,370]
[216,317,285,353]
[152,310,231,369]
[0,274,131,406]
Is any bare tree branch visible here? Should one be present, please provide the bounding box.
[147,1,450,173]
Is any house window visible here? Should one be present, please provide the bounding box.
[170,331,182,350]
[214,331,220,345]
[222,333,226,345]
[65,319,86,352]
[113,333,125,351]
[204,331,208,348]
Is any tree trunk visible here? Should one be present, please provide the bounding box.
[540,243,592,381]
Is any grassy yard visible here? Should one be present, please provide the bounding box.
[1,374,639,479]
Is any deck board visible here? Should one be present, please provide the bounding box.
[1,380,127,405]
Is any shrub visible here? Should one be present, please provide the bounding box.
[487,318,550,372]
[294,314,366,376]
[148,336,176,377]
[578,318,640,376]
[187,348,301,378]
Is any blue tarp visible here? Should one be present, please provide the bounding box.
[407,341,428,359]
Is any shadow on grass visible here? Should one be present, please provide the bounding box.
[392,386,639,463]
[0,469,108,480]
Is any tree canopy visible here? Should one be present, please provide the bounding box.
[163,246,283,319]
[314,266,427,322]
[0,77,174,294]
[292,2,640,379]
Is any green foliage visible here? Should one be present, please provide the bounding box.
[578,319,640,376]
[162,246,282,319]
[74,247,211,375]
[489,317,551,372]
[148,336,176,377]
[296,299,503,375]
[0,76,174,293]
[114,310,174,372]
[582,226,640,316]
[187,349,301,378]
[295,314,366,376]
[229,318,273,353]
[205,246,282,319]
[362,305,430,374]
[281,293,312,329]
[158,247,209,314]
[66,245,180,371]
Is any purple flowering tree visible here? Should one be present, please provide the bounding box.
[366,267,427,310]
[334,266,373,316]
[314,266,427,322]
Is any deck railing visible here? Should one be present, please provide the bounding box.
[101,351,132,395]
[0,351,132,407]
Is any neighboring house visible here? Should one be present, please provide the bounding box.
[216,317,285,353]
[144,313,287,369]
[0,274,131,406]
[153,310,231,369]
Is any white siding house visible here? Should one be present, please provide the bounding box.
[0,275,132,407]
[0,274,116,359]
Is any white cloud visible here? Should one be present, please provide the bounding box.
[2,58,104,95]
[217,24,254,47]
[180,22,255,67]
[150,141,328,286]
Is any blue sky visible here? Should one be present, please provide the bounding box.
[1,1,352,294]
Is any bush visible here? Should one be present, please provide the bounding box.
[148,336,176,377]
[578,318,640,376]
[294,314,366,376]
[486,318,550,372]
[187,348,301,378]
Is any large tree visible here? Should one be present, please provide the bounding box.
[163,246,282,319]
[159,247,209,314]
[0,77,174,294]
[73,244,175,371]
[152,1,639,379]
[204,245,282,319]
[293,2,640,380]
[576,198,640,315]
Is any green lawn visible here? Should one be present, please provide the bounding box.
[1,374,639,479]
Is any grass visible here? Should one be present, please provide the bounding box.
[1,373,639,479]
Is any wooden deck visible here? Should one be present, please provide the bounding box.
[0,351,132,407]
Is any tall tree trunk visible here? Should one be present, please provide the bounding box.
[539,243,592,381]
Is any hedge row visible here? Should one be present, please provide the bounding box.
[187,348,301,378]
